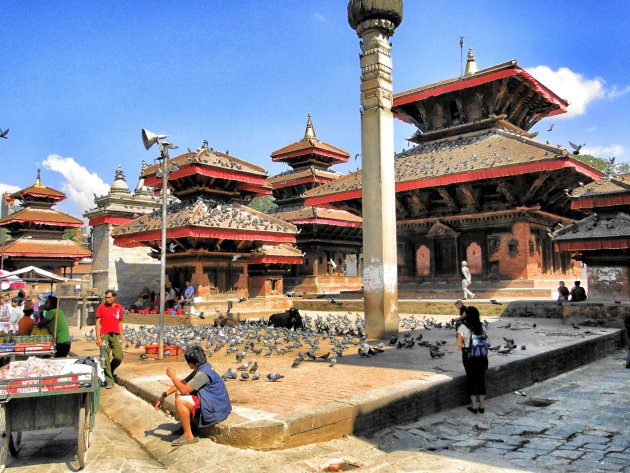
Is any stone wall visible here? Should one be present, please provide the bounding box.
[91,224,160,307]
[587,265,630,301]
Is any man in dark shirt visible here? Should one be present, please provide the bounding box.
[569,281,587,302]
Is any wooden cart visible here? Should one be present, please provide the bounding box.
[0,358,100,470]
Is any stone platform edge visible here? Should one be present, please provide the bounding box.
[107,329,623,451]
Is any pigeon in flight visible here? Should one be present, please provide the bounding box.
[569,141,585,155]
[0,129,8,139]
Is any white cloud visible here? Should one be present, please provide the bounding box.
[312,12,325,23]
[527,65,607,117]
[0,183,21,196]
[581,144,625,158]
[42,155,110,214]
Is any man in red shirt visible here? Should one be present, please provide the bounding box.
[96,289,125,389]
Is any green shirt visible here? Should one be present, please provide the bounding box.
[44,308,70,344]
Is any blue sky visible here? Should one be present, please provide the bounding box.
[1,1,628,219]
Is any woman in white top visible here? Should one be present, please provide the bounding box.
[456,306,488,413]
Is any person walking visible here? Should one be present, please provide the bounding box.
[38,296,71,357]
[569,281,587,302]
[96,289,125,389]
[456,306,489,414]
[461,261,475,300]
[154,345,232,446]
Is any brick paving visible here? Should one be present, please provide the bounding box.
[368,350,630,472]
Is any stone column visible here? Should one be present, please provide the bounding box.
[348,1,403,339]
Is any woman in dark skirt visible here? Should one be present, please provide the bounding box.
[456,306,489,413]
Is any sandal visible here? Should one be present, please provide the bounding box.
[478,408,485,414]
[172,435,199,447]
[467,406,478,414]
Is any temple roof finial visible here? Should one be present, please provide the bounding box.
[464,48,478,77]
[34,168,43,188]
[303,112,317,141]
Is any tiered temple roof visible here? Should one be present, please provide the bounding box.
[112,145,299,258]
[0,170,91,273]
[554,174,630,252]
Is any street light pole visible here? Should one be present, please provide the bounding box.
[141,129,177,361]
[157,154,168,360]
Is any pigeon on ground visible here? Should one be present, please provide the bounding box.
[240,372,249,381]
[358,347,370,358]
[267,373,284,382]
[291,358,302,368]
[222,368,238,380]
[329,358,337,367]
[251,373,260,381]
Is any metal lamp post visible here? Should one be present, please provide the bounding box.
[141,129,177,360]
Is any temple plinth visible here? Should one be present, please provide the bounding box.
[348,0,403,339]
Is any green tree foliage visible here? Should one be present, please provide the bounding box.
[573,154,607,171]
[0,228,11,245]
[248,196,277,213]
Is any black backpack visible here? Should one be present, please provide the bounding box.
[469,332,488,358]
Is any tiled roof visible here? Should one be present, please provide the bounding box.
[274,206,363,224]
[0,208,83,226]
[553,213,630,241]
[304,129,599,200]
[268,167,342,185]
[571,174,630,198]
[0,238,91,257]
[271,138,349,161]
[142,148,268,179]
[12,184,65,200]
[111,197,298,239]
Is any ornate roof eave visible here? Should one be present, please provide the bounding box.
[142,149,268,181]
[393,60,568,116]
[0,238,91,258]
[0,208,84,227]
[112,227,297,248]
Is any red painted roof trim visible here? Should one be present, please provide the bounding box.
[0,218,82,227]
[571,194,630,210]
[113,227,296,247]
[394,67,568,117]
[145,166,267,189]
[291,218,362,228]
[248,256,303,264]
[2,251,87,258]
[306,159,601,205]
[554,239,630,252]
[272,148,348,164]
[88,216,133,226]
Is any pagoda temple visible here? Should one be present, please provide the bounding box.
[305,52,602,284]
[553,172,630,300]
[269,114,363,294]
[111,144,301,299]
[84,165,162,306]
[0,170,91,275]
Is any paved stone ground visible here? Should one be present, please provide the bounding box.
[4,350,629,472]
[367,349,630,473]
[4,410,166,472]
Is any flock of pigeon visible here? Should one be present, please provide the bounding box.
[81,312,552,383]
